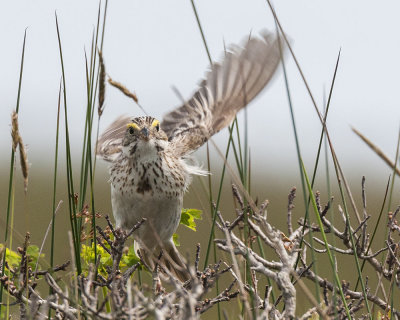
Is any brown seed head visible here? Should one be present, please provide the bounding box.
[11,111,19,151]
[11,111,29,193]
[98,49,106,116]
[108,77,138,103]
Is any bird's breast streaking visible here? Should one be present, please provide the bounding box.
[97,30,284,281]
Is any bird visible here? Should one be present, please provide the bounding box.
[97,30,283,281]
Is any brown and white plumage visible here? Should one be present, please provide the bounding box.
[97,30,283,281]
[97,30,282,161]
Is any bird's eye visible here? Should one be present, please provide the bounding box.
[127,123,139,135]
[151,119,160,132]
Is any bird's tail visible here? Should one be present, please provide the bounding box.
[135,240,190,282]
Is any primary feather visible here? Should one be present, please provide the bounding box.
[97,30,282,161]
[162,31,282,156]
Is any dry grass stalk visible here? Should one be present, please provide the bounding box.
[352,127,400,176]
[1,218,238,319]
[11,111,29,193]
[98,49,106,116]
[2,183,399,318]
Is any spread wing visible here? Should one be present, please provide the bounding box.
[97,30,283,162]
[97,115,131,162]
[162,30,283,157]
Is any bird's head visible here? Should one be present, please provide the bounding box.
[122,116,168,158]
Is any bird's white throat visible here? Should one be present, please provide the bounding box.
[123,138,166,163]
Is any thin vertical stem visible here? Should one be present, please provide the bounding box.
[55,13,81,273]
[0,29,27,311]
[50,81,62,268]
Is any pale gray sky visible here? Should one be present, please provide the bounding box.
[1,1,400,177]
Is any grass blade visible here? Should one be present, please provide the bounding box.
[50,80,62,269]
[300,160,352,319]
[0,29,27,312]
[352,127,400,177]
[55,13,81,274]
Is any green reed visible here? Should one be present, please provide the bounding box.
[0,30,27,316]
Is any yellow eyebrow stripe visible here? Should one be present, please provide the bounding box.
[127,123,140,130]
[151,119,160,127]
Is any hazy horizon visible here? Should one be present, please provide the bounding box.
[1,0,400,177]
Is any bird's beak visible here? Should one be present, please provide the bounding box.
[140,127,149,140]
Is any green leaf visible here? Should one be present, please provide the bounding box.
[27,245,44,269]
[172,233,180,247]
[121,245,140,266]
[81,242,112,276]
[0,244,21,268]
[180,208,202,231]
[80,241,140,277]
[0,244,44,270]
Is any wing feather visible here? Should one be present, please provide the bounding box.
[97,30,283,162]
[162,30,283,156]
[97,115,131,162]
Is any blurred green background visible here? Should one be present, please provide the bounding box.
[1,149,399,316]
